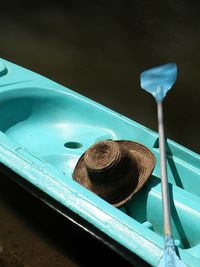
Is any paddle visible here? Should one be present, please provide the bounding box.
[140,63,186,267]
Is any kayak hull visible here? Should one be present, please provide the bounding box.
[0,59,200,266]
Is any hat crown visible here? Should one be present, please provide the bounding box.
[84,140,125,185]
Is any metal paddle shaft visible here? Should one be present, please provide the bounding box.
[140,63,187,267]
[157,101,178,267]
[157,101,172,236]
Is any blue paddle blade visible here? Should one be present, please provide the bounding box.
[140,63,177,102]
[158,252,187,267]
[157,236,187,267]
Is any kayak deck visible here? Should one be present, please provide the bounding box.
[0,59,200,266]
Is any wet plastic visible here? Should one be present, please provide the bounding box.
[0,59,200,266]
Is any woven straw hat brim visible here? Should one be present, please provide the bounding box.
[114,141,156,207]
[73,140,156,207]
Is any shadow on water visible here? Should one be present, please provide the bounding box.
[0,167,136,267]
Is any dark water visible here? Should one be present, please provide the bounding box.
[1,1,200,153]
[0,1,200,266]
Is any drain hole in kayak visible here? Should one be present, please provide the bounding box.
[64,142,83,149]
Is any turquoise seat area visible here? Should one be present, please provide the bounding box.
[0,59,200,266]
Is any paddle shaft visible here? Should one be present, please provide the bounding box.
[157,101,172,236]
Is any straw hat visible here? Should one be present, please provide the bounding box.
[73,140,156,207]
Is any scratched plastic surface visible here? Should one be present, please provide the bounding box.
[0,59,200,266]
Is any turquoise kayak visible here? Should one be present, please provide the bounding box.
[0,59,200,266]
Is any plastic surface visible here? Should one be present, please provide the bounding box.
[0,61,7,77]
[0,58,200,266]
